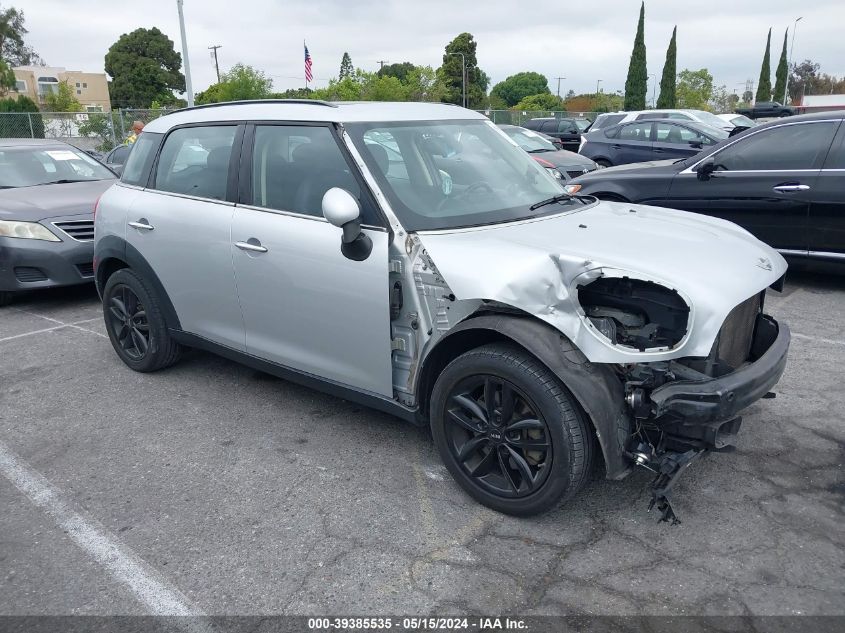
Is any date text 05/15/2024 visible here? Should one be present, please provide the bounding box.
[307,617,528,630]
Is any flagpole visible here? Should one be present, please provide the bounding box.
[304,40,307,91]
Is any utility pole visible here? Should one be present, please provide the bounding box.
[783,16,803,104]
[377,60,389,70]
[208,45,222,83]
[595,79,602,110]
[176,0,194,107]
[554,76,566,98]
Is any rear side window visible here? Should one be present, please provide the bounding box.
[712,122,838,171]
[618,122,652,141]
[593,114,625,130]
[822,126,845,169]
[249,125,376,224]
[154,125,237,200]
[540,120,558,133]
[120,133,161,186]
[636,112,666,120]
[523,120,541,131]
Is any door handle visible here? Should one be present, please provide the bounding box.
[653,148,665,153]
[128,219,154,231]
[611,144,621,149]
[235,240,268,253]
[773,184,810,193]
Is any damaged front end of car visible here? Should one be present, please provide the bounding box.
[578,276,790,524]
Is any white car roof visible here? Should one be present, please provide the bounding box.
[143,100,486,133]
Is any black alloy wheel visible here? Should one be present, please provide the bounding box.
[431,344,592,516]
[102,268,182,372]
[107,284,149,360]
[444,375,552,498]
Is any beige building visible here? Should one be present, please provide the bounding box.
[11,66,111,112]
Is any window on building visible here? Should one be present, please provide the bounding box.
[14,80,26,92]
[37,77,59,96]
[76,89,81,95]
[75,82,80,88]
[83,82,88,88]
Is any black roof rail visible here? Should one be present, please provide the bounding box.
[170,99,339,114]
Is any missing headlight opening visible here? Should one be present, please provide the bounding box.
[578,277,690,350]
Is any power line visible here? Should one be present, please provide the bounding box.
[377,60,390,70]
[554,76,565,98]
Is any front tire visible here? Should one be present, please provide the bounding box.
[430,344,592,516]
[102,268,182,372]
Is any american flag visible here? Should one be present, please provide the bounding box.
[304,43,313,83]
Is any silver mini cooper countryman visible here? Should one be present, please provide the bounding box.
[94,101,790,520]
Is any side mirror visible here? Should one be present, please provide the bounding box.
[322,187,373,261]
[697,160,716,181]
[688,140,703,149]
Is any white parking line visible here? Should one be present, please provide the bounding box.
[0,312,108,343]
[0,440,205,617]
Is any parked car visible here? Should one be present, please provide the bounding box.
[587,109,734,133]
[102,143,133,173]
[0,139,117,306]
[95,101,789,520]
[579,119,728,166]
[522,117,583,151]
[571,111,845,270]
[497,124,599,179]
[734,101,797,119]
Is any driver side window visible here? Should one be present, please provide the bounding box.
[711,122,837,171]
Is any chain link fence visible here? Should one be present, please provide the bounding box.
[0,109,171,153]
[478,110,601,126]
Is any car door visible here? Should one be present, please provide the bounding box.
[807,120,845,261]
[674,120,838,252]
[126,123,246,350]
[231,123,392,396]
[608,122,654,165]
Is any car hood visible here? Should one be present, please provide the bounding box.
[417,200,787,363]
[0,179,116,222]
[533,149,596,172]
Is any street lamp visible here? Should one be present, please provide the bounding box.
[446,52,466,108]
[783,17,803,104]
[595,79,602,110]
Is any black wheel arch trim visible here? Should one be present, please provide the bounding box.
[95,235,181,331]
[419,314,632,480]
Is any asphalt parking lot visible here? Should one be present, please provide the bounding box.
[1,272,843,617]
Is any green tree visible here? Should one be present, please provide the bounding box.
[773,29,789,103]
[512,93,563,111]
[403,65,445,102]
[656,26,677,108]
[0,5,42,68]
[268,87,313,99]
[195,64,272,104]
[43,81,82,111]
[0,94,42,137]
[378,62,415,82]
[439,33,488,108]
[490,72,550,107]
[755,28,772,102]
[676,68,714,109]
[104,27,185,108]
[339,52,353,80]
[708,85,737,113]
[623,1,647,110]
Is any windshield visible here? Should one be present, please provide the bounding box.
[346,120,580,231]
[730,114,755,128]
[690,110,730,129]
[500,126,556,152]
[0,145,113,188]
[686,121,729,140]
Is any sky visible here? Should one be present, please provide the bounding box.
[16,0,845,101]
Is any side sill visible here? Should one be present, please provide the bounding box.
[170,330,421,426]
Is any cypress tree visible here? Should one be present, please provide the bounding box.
[656,26,677,108]
[773,29,789,104]
[623,1,647,110]
[339,52,353,79]
[755,29,772,102]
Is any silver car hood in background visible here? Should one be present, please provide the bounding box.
[417,200,787,363]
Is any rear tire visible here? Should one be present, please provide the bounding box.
[102,268,182,372]
[430,344,592,516]
[595,158,612,168]
[0,291,13,307]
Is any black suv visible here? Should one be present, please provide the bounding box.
[523,117,583,152]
